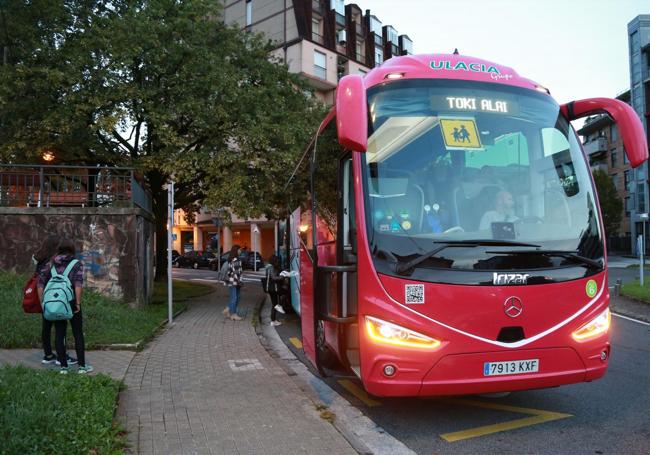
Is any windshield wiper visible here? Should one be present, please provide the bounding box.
[485,249,603,269]
[394,240,541,276]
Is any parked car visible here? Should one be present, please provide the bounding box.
[177,250,217,269]
[210,250,264,270]
[241,251,264,270]
[172,250,181,268]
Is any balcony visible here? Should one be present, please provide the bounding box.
[583,137,608,156]
[0,164,151,212]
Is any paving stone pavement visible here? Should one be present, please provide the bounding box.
[117,285,357,455]
[0,347,135,380]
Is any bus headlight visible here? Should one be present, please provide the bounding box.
[572,308,611,341]
[365,316,441,349]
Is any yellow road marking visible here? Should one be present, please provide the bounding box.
[338,379,382,407]
[439,398,572,442]
[289,337,303,349]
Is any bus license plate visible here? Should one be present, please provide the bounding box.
[483,359,539,376]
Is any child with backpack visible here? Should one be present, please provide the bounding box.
[37,239,93,374]
[31,236,77,366]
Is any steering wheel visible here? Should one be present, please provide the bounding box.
[442,226,465,234]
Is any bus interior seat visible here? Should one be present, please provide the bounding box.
[370,181,425,233]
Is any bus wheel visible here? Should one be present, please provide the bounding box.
[316,320,339,370]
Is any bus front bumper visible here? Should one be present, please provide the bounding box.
[362,344,609,397]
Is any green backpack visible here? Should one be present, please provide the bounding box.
[43,260,79,321]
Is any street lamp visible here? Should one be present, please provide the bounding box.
[42,150,55,162]
[253,224,260,271]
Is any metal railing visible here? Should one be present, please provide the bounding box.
[0,164,152,212]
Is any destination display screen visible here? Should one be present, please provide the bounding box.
[431,95,519,115]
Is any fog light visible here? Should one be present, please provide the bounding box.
[600,350,608,361]
[383,365,396,377]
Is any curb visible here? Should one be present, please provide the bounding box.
[254,298,415,455]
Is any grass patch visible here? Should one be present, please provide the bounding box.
[625,264,650,269]
[0,365,125,454]
[151,279,215,305]
[0,272,214,349]
[621,280,650,303]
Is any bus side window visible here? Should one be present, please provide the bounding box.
[342,157,357,262]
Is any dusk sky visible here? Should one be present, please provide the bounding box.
[365,0,647,107]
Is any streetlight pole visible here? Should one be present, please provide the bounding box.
[167,181,175,324]
[639,213,648,286]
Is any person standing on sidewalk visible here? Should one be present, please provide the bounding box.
[265,255,286,326]
[37,239,93,374]
[33,235,77,367]
[224,245,243,321]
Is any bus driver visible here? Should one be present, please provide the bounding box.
[479,190,519,230]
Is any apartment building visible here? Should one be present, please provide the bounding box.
[172,1,414,258]
[578,90,632,251]
[625,15,650,253]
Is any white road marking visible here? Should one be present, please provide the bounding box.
[228,359,264,371]
[612,312,650,326]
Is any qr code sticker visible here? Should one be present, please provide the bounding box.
[405,284,425,304]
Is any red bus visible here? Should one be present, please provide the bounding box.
[285,53,648,397]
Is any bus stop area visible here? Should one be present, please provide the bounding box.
[266,288,650,455]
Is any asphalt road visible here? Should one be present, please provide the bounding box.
[175,266,650,454]
[275,309,650,455]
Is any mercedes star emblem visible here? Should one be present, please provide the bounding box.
[504,296,523,318]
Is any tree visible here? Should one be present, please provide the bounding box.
[0,0,325,284]
[592,170,623,238]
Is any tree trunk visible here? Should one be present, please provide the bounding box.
[148,169,169,282]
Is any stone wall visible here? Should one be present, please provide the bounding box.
[0,207,154,306]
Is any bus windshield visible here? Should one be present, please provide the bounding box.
[363,79,604,280]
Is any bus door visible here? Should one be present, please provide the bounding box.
[309,119,358,373]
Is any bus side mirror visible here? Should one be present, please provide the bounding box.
[336,75,368,152]
[561,98,648,168]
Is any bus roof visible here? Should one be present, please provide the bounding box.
[361,53,547,94]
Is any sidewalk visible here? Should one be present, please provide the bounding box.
[117,284,357,455]
[610,294,650,323]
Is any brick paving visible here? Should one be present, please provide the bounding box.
[117,285,356,455]
[0,348,134,380]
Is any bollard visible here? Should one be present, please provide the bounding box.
[615,278,622,297]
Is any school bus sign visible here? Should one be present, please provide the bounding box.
[439,117,482,149]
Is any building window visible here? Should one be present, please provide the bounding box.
[624,169,631,190]
[611,173,619,191]
[625,196,632,217]
[314,50,327,79]
[369,16,382,35]
[611,124,618,142]
[637,183,646,214]
[246,0,252,26]
[312,19,322,43]
[374,47,383,66]
[400,36,413,55]
[356,41,364,61]
[611,151,618,168]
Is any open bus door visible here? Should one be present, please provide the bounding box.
[291,118,358,375]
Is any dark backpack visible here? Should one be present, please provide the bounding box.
[216,261,230,283]
[42,260,79,321]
